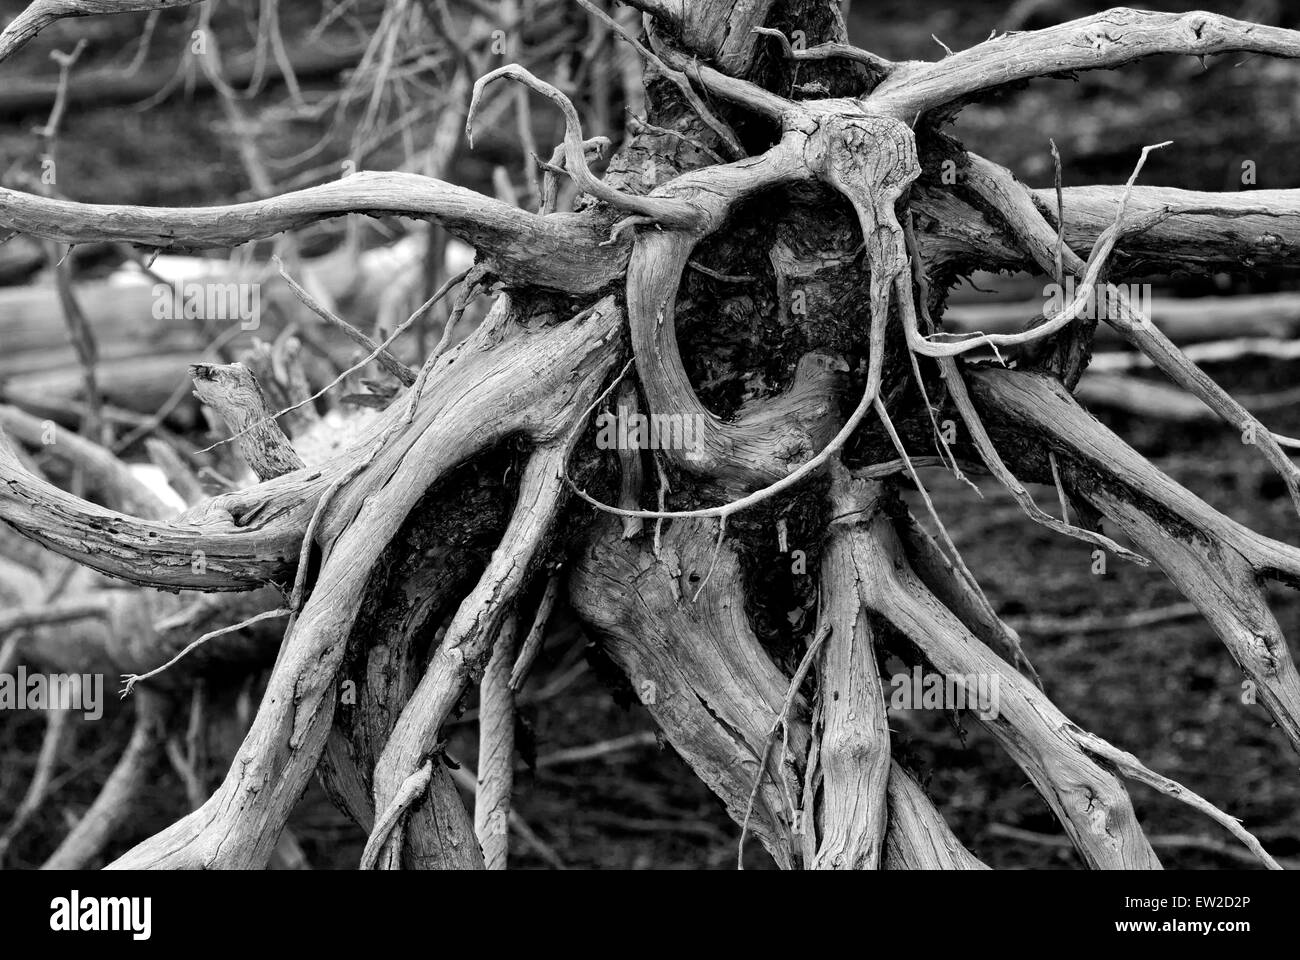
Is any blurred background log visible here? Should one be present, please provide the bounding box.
[945,292,1300,345]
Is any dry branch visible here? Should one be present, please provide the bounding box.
[0,174,627,293]
[869,8,1300,118]
[189,363,306,482]
[0,0,201,66]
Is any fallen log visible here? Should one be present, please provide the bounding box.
[1075,374,1212,423]
[944,292,1300,346]
[0,43,363,119]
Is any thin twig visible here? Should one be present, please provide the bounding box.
[273,255,415,386]
[121,608,290,697]
[194,267,470,454]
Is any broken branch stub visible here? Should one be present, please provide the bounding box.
[190,362,306,482]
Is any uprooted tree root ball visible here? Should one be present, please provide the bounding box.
[2,0,1300,869]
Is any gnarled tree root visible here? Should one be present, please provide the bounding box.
[837,473,1161,869]
[108,297,622,868]
[972,368,1300,754]
[570,517,808,868]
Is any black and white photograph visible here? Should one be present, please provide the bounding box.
[0,0,1297,938]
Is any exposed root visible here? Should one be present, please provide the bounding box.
[110,298,621,868]
[625,232,844,490]
[570,518,806,868]
[965,152,1300,517]
[904,144,1172,360]
[845,480,1160,868]
[918,341,1146,563]
[3,0,1298,876]
[593,112,920,508]
[469,64,698,227]
[476,614,520,869]
[0,404,308,590]
[359,760,433,870]
[0,173,627,293]
[1106,303,1300,516]
[316,481,485,870]
[370,437,575,864]
[972,368,1300,753]
[884,763,989,870]
[867,8,1300,119]
[1065,726,1280,870]
[811,469,892,869]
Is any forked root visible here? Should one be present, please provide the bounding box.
[972,368,1300,753]
[109,298,622,868]
[370,438,575,865]
[571,507,995,870]
[964,152,1300,517]
[841,476,1161,869]
[569,518,807,867]
[1065,727,1280,869]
